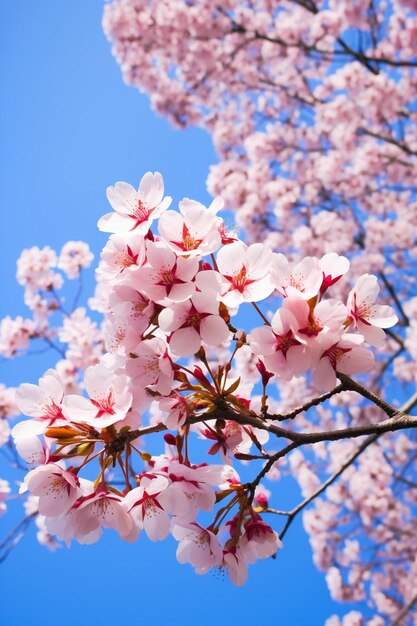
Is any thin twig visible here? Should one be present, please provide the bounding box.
[271,384,344,422]
[389,593,417,626]
[0,513,36,563]
[279,433,378,540]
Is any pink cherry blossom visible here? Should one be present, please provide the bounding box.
[215,241,274,306]
[0,0,415,617]
[13,370,67,439]
[0,384,19,420]
[14,434,49,466]
[240,516,283,563]
[58,307,103,370]
[134,240,199,303]
[164,462,231,521]
[57,241,94,280]
[16,246,63,294]
[346,274,398,347]
[127,336,174,396]
[69,489,134,544]
[156,394,190,430]
[313,333,375,391]
[283,295,347,340]
[124,473,185,541]
[0,479,10,515]
[270,254,323,300]
[221,547,248,586]
[0,316,35,357]
[97,232,146,281]
[0,419,10,447]
[108,283,153,323]
[62,363,132,429]
[254,484,272,509]
[103,314,149,356]
[197,420,268,462]
[249,308,309,381]
[158,197,222,257]
[98,171,172,234]
[319,253,350,295]
[3,145,416,621]
[171,522,223,574]
[23,463,82,516]
[158,291,230,358]
[34,515,61,552]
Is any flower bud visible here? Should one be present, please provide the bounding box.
[256,360,274,386]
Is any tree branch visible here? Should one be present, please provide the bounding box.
[272,384,344,422]
[389,593,417,626]
[279,432,378,540]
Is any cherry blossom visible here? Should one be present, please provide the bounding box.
[158,291,230,358]
[13,370,67,439]
[0,479,10,515]
[0,384,19,420]
[0,419,10,447]
[50,489,134,545]
[270,255,323,301]
[0,316,35,357]
[249,308,309,381]
[3,0,416,614]
[313,333,375,391]
[158,197,222,257]
[62,363,132,428]
[124,473,184,541]
[134,240,199,303]
[23,463,82,516]
[346,274,399,347]
[16,246,62,294]
[127,336,174,396]
[221,547,248,586]
[319,253,350,295]
[58,241,94,280]
[97,232,146,281]
[215,241,274,306]
[171,522,223,574]
[164,462,233,521]
[284,295,348,340]
[98,171,172,234]
[239,516,283,563]
[14,433,50,466]
[156,394,190,430]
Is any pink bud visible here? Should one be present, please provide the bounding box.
[193,366,211,386]
[256,360,274,386]
[164,433,176,446]
[256,493,268,508]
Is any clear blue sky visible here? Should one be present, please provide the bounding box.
[0,2,358,624]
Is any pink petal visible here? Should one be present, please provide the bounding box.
[200,316,230,346]
[169,327,201,357]
[337,347,375,376]
[97,212,132,233]
[313,358,337,391]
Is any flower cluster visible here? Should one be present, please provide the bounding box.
[7,173,398,585]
